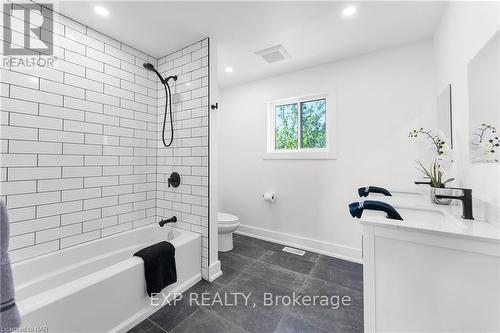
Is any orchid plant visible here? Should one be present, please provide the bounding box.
[471,124,499,161]
[415,160,455,188]
[409,128,454,188]
[408,128,448,156]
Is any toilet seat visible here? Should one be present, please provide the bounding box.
[217,212,239,224]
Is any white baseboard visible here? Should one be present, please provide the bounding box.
[236,224,363,264]
[208,260,222,282]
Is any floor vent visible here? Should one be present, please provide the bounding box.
[282,246,305,256]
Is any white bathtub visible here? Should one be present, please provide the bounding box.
[12,224,202,333]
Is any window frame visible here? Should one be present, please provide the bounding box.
[265,93,337,160]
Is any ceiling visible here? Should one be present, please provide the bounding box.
[54,1,448,87]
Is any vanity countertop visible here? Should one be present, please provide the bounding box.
[357,190,500,243]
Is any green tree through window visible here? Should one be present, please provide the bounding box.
[275,103,298,149]
[301,99,326,148]
[274,98,326,150]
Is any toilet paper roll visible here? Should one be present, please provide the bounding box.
[262,192,276,203]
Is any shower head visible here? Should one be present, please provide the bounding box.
[143,63,155,71]
[143,62,165,84]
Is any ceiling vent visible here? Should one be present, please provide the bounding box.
[255,45,291,63]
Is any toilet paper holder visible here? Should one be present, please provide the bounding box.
[262,192,276,202]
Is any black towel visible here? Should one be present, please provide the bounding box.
[134,241,177,296]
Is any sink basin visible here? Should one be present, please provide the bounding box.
[361,205,467,233]
[356,194,500,242]
[391,191,428,204]
[398,206,447,221]
[365,190,427,205]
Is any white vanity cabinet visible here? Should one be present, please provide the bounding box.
[359,208,500,332]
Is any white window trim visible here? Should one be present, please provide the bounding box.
[264,92,337,160]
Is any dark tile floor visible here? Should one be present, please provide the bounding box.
[128,234,363,333]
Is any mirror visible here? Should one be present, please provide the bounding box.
[468,31,500,163]
[437,84,453,148]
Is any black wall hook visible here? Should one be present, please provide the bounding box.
[211,103,218,110]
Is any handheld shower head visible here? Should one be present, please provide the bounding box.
[142,63,155,71]
[143,63,178,148]
[143,63,165,84]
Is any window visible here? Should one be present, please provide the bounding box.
[266,94,336,159]
[275,103,298,150]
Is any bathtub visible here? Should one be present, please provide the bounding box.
[12,224,202,333]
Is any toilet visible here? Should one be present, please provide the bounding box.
[217,212,240,252]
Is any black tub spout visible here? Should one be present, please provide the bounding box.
[159,216,177,227]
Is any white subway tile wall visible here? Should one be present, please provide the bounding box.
[0,3,210,275]
[157,39,210,278]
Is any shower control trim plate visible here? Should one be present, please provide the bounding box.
[168,172,181,188]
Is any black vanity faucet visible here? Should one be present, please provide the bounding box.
[434,188,474,220]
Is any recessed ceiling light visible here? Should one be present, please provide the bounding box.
[342,5,357,17]
[225,66,233,73]
[94,6,109,17]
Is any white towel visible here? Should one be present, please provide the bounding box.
[0,200,21,330]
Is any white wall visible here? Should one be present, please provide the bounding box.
[433,1,500,207]
[156,40,211,279]
[218,41,436,260]
[208,39,221,280]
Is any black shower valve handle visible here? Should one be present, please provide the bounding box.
[168,172,181,188]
